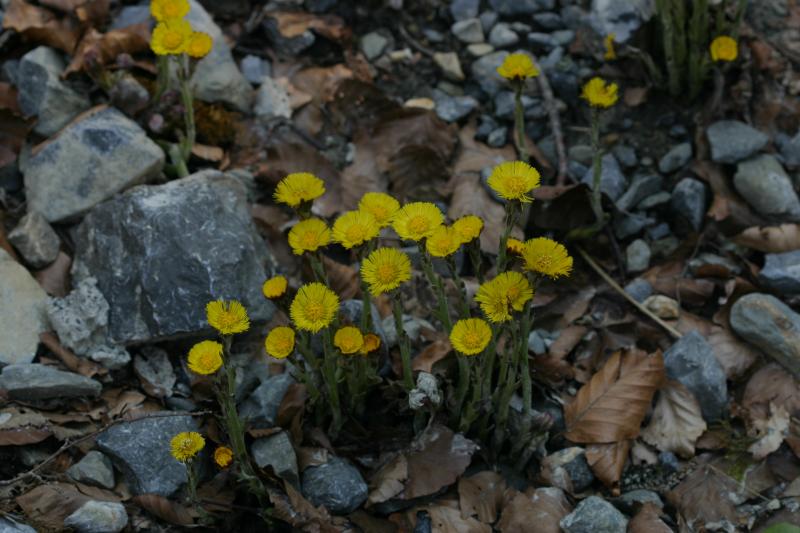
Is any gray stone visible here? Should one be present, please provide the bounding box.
[239,373,294,429]
[658,142,692,173]
[361,31,389,60]
[569,145,593,166]
[581,154,628,201]
[7,211,59,268]
[646,222,671,240]
[552,30,576,46]
[534,12,564,30]
[96,412,198,496]
[759,251,800,294]
[471,51,508,96]
[614,489,663,514]
[240,55,270,85]
[71,171,274,345]
[450,0,480,21]
[452,18,484,44]
[545,447,594,492]
[615,174,662,212]
[626,239,651,273]
[489,23,519,48]
[109,5,149,29]
[734,154,800,221]
[494,91,537,120]
[637,191,671,210]
[664,331,728,421]
[134,347,176,398]
[64,501,127,533]
[24,107,165,223]
[382,314,433,348]
[254,78,291,120]
[560,495,628,533]
[487,127,507,147]
[670,177,706,231]
[67,451,115,489]
[435,94,478,122]
[16,46,90,136]
[301,456,368,514]
[0,517,36,533]
[730,293,800,378]
[0,249,48,364]
[108,75,150,118]
[778,129,800,169]
[707,120,769,164]
[590,0,655,44]
[527,32,557,51]
[613,145,637,168]
[479,11,499,33]
[0,364,102,401]
[489,0,554,15]
[528,331,547,355]
[624,278,653,303]
[651,236,679,258]
[614,212,653,240]
[433,52,465,82]
[251,431,299,487]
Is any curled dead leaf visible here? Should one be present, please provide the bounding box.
[641,380,707,458]
[404,424,478,500]
[367,454,408,506]
[268,11,350,42]
[496,487,571,533]
[412,337,452,373]
[628,502,672,533]
[733,224,800,253]
[457,471,506,524]
[585,440,630,495]
[3,0,81,53]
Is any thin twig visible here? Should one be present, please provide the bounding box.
[397,24,435,57]
[577,247,683,339]
[532,55,568,185]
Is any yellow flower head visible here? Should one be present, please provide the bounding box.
[450,318,491,356]
[392,202,444,241]
[290,282,339,332]
[214,446,233,468]
[332,210,380,249]
[150,0,190,22]
[475,271,533,323]
[710,35,737,62]
[334,326,364,355]
[522,237,573,279]
[265,326,295,359]
[170,431,205,462]
[452,215,483,244]
[274,172,326,208]
[358,192,400,228]
[187,31,213,58]
[497,52,539,80]
[361,247,412,295]
[187,340,223,375]
[604,34,616,60]
[581,77,618,108]
[150,19,192,56]
[426,225,461,258]
[207,300,250,335]
[507,238,525,255]
[360,333,381,354]
[288,218,331,255]
[262,275,288,299]
[487,161,541,203]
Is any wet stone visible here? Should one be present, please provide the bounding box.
[301,456,368,514]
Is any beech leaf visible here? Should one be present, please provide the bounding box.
[641,380,707,458]
[585,440,631,495]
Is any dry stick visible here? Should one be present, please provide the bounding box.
[577,247,683,339]
[398,24,435,57]
[532,56,568,185]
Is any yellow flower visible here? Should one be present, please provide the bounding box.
[265,326,295,359]
[522,237,573,279]
[332,210,380,249]
[450,318,491,356]
[359,192,400,227]
[710,35,737,62]
[290,282,339,332]
[392,202,444,241]
[186,31,213,58]
[214,446,233,468]
[360,333,381,354]
[150,19,192,56]
[507,238,525,255]
[288,218,331,255]
[274,172,326,208]
[426,225,461,258]
[170,431,205,462]
[475,272,533,323]
[452,215,483,244]
[581,77,618,108]
[334,326,364,355]
[150,0,190,22]
[604,34,616,60]
[487,161,541,203]
[207,300,250,335]
[187,340,223,375]
[361,247,412,295]
[262,275,288,299]
[497,52,539,80]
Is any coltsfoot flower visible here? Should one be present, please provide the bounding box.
[265,326,296,359]
[187,340,223,375]
[207,300,250,335]
[333,326,364,354]
[475,271,533,323]
[360,333,381,354]
[392,202,444,241]
[361,247,412,295]
[497,52,539,80]
[274,172,325,207]
[710,35,737,62]
[507,238,525,255]
[150,0,190,22]
[487,161,541,203]
[425,225,461,258]
[151,19,193,56]
[290,282,339,332]
[332,210,380,249]
[452,215,483,244]
[262,275,288,299]
[581,77,618,108]
[170,431,205,462]
[288,218,331,255]
[522,237,573,279]
[604,34,616,60]
[450,318,491,356]
[358,192,400,228]
[214,446,233,468]
[186,31,213,58]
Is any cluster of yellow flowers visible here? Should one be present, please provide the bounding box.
[150,0,212,58]
[170,431,232,468]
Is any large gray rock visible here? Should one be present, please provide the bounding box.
[663,331,728,421]
[560,495,628,533]
[471,51,509,97]
[581,154,628,201]
[707,120,769,164]
[301,456,368,514]
[759,251,800,294]
[730,293,800,378]
[734,154,800,221]
[590,0,655,43]
[67,451,115,489]
[251,431,299,488]
[16,46,90,136]
[490,0,554,15]
[96,412,199,496]
[24,106,165,223]
[0,249,49,364]
[7,211,60,268]
[239,373,294,429]
[670,177,707,231]
[64,500,128,533]
[71,172,275,345]
[0,517,36,533]
[0,364,102,401]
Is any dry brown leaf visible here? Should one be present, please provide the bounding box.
[404,424,478,499]
[0,427,52,445]
[66,24,150,74]
[412,337,452,373]
[496,487,571,533]
[693,160,765,234]
[743,364,800,424]
[291,64,354,104]
[268,11,349,42]
[642,261,715,307]
[733,224,800,253]
[547,325,588,360]
[268,483,338,533]
[628,502,672,533]
[133,494,195,526]
[34,251,72,297]
[624,87,649,107]
[191,143,224,163]
[40,331,106,378]
[321,256,359,301]
[423,502,491,533]
[3,0,81,53]
[453,122,516,176]
[457,471,506,523]
[667,459,741,529]
[748,403,791,460]
[367,454,408,506]
[276,383,307,428]
[564,349,665,443]
[585,440,630,495]
[673,312,759,379]
[641,380,707,458]
[16,483,94,530]
[0,407,52,445]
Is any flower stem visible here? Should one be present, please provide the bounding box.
[446,256,470,319]
[177,55,196,166]
[321,328,343,436]
[497,202,520,273]
[391,293,414,390]
[590,108,604,225]
[513,80,528,163]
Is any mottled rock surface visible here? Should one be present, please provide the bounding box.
[0,249,49,364]
[0,364,102,401]
[734,154,800,221]
[663,331,728,421]
[64,501,128,533]
[301,457,368,514]
[707,120,768,163]
[7,211,60,268]
[67,451,115,489]
[251,431,299,487]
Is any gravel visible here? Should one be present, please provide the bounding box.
[670,177,707,231]
[560,495,628,533]
[707,120,769,163]
[663,331,728,421]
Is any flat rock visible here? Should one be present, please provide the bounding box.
[626,239,651,273]
[489,0,554,15]
[658,142,692,173]
[301,456,368,514]
[0,249,49,364]
[435,94,478,122]
[450,0,480,21]
[615,174,662,212]
[254,78,291,120]
[489,23,519,48]
[239,373,294,429]
[734,154,800,221]
[67,451,115,489]
[670,177,706,231]
[707,120,769,164]
[64,500,127,533]
[361,31,389,60]
[759,250,800,294]
[96,412,199,496]
[7,211,60,268]
[0,517,36,533]
[560,495,628,533]
[581,153,628,201]
[133,347,176,398]
[24,106,165,223]
[433,52,465,81]
[590,0,655,43]
[251,431,299,487]
[0,364,102,401]
[71,171,274,345]
[452,18,484,43]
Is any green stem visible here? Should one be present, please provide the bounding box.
[177,55,196,165]
[152,55,170,104]
[309,251,328,285]
[497,202,520,273]
[418,243,452,331]
[321,329,343,435]
[467,240,485,284]
[392,293,414,390]
[513,80,528,163]
[589,108,604,225]
[446,256,470,319]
